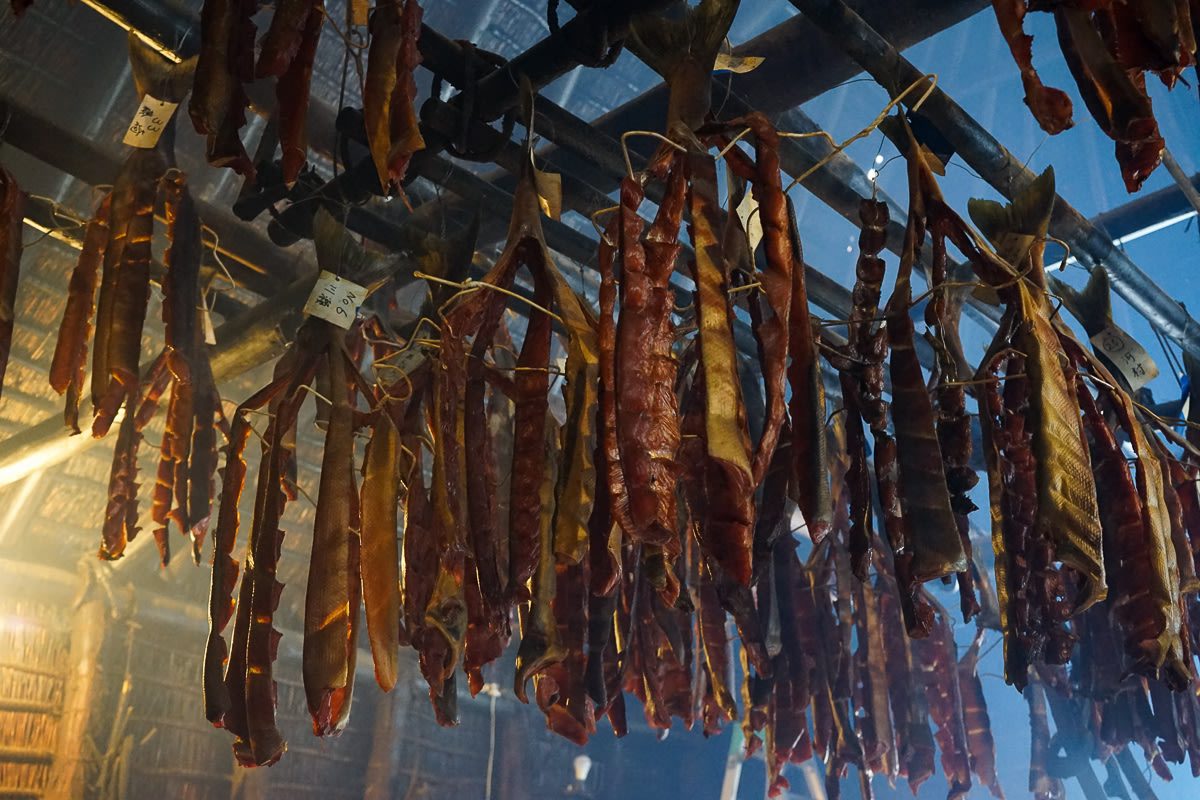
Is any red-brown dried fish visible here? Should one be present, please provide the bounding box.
[534,561,596,744]
[1067,335,1191,688]
[203,405,252,725]
[360,406,402,692]
[855,577,897,780]
[784,197,831,544]
[304,332,360,737]
[713,115,795,496]
[189,0,257,177]
[399,374,435,642]
[236,334,321,763]
[462,344,505,682]
[275,0,323,185]
[363,0,425,193]
[256,0,316,78]
[50,195,109,432]
[235,376,306,766]
[143,173,205,564]
[506,274,553,604]
[609,150,684,567]
[1055,6,1165,191]
[765,540,817,796]
[1027,675,1065,800]
[927,320,980,622]
[685,137,755,586]
[93,149,165,436]
[188,340,223,563]
[207,326,318,758]
[202,352,295,725]
[958,631,1004,797]
[98,403,142,561]
[914,606,973,800]
[889,147,968,582]
[877,566,937,792]
[992,0,1075,134]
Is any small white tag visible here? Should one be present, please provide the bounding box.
[1090,322,1159,391]
[736,189,763,255]
[714,53,764,74]
[303,270,367,329]
[122,96,178,149]
[534,167,562,221]
[201,299,217,345]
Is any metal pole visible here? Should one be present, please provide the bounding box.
[786,0,1200,360]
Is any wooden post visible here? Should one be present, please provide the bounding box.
[49,596,107,799]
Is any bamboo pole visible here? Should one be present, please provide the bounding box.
[48,596,106,799]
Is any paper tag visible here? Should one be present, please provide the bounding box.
[122,96,178,149]
[349,0,369,27]
[1090,322,1159,391]
[303,270,367,329]
[201,299,217,345]
[714,53,764,74]
[534,166,562,221]
[736,189,763,255]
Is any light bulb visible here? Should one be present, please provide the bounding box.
[573,754,593,783]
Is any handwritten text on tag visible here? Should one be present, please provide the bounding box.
[304,271,367,329]
[123,96,178,149]
[1090,322,1159,391]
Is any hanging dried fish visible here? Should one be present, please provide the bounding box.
[49,196,109,432]
[991,1,1196,190]
[683,132,755,587]
[1065,335,1191,689]
[256,0,317,79]
[363,0,426,193]
[274,0,324,185]
[360,407,402,692]
[304,327,361,737]
[885,126,968,633]
[1055,6,1167,191]
[913,604,973,800]
[91,149,166,435]
[604,157,684,581]
[189,0,257,177]
[991,0,1075,134]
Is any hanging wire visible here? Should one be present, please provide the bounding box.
[1152,326,1185,390]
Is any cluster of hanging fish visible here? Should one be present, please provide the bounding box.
[0,40,229,568]
[7,0,1200,795]
[990,0,1199,191]
[189,0,425,191]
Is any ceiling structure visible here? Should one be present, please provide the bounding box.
[0,0,1198,798]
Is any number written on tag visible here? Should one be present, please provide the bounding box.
[123,96,179,149]
[303,270,367,329]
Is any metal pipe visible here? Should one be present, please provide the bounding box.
[786,0,1200,360]
[548,0,991,174]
